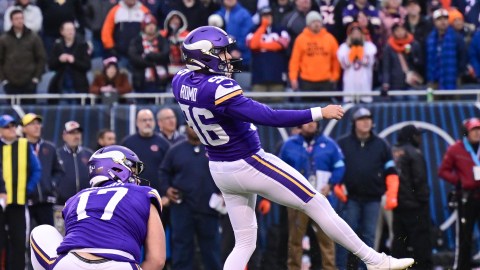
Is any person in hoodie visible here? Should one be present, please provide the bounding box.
[391,124,432,270]
[289,10,340,102]
[3,0,42,33]
[160,10,189,80]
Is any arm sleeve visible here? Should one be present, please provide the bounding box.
[331,38,341,81]
[101,7,117,49]
[382,45,391,85]
[469,33,480,78]
[288,37,302,82]
[438,146,459,185]
[147,188,163,214]
[3,8,12,32]
[31,7,43,33]
[72,43,91,71]
[48,43,63,71]
[457,34,468,74]
[158,149,174,197]
[27,145,42,194]
[89,75,102,94]
[221,95,314,127]
[383,141,397,176]
[0,170,5,193]
[33,36,46,79]
[409,150,429,202]
[329,144,345,184]
[51,147,64,193]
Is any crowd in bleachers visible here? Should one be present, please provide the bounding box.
[1,0,480,104]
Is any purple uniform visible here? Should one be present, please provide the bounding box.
[57,182,161,263]
[172,69,315,161]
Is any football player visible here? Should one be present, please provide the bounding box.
[30,145,165,269]
[172,26,414,270]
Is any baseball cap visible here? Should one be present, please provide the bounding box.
[433,8,449,20]
[64,121,83,133]
[0,115,16,128]
[21,113,43,126]
[352,107,372,121]
[464,118,480,132]
[259,6,272,16]
[399,124,424,137]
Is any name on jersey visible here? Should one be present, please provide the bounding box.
[180,85,198,102]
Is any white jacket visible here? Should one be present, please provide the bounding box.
[337,41,377,103]
[4,4,43,33]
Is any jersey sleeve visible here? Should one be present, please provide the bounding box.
[145,188,162,214]
[213,78,244,106]
[216,91,313,127]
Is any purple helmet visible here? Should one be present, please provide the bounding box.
[182,26,239,74]
[88,145,144,187]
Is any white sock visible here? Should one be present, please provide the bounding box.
[302,194,383,265]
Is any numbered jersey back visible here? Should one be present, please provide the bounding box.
[57,183,161,263]
[172,69,261,161]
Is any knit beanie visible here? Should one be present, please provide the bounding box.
[306,11,322,25]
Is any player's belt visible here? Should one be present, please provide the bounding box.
[72,252,109,263]
[70,248,135,261]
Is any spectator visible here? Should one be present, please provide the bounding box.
[0,114,41,270]
[160,10,189,79]
[95,128,117,150]
[318,0,340,40]
[382,23,423,101]
[159,126,222,270]
[247,6,290,103]
[217,0,253,69]
[89,56,133,102]
[281,0,312,48]
[156,107,185,144]
[337,22,377,103]
[56,121,94,205]
[3,0,42,33]
[426,8,467,92]
[270,0,294,27]
[21,113,63,227]
[379,0,407,42]
[48,21,91,104]
[449,8,476,47]
[335,107,399,270]
[83,0,118,58]
[121,109,170,192]
[469,29,480,81]
[101,0,150,68]
[404,0,432,76]
[200,0,222,16]
[170,0,209,31]
[279,121,345,270]
[37,0,85,56]
[438,117,480,270]
[0,9,45,99]
[129,13,170,99]
[289,11,340,102]
[342,0,382,49]
[463,0,480,28]
[391,124,432,269]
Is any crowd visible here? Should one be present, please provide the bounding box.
[0,105,476,269]
[1,0,480,103]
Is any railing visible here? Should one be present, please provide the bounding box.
[3,89,480,105]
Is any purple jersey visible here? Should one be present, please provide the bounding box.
[57,182,161,263]
[172,69,315,161]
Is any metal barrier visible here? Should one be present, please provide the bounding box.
[5,89,480,104]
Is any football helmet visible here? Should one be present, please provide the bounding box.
[181,26,241,75]
[88,145,144,187]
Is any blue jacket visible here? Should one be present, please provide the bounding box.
[217,3,253,67]
[426,26,466,89]
[279,134,345,189]
[56,145,93,204]
[469,30,480,79]
[159,140,220,215]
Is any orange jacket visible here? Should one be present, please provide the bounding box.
[289,28,340,83]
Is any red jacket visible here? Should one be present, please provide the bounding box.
[438,140,480,190]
